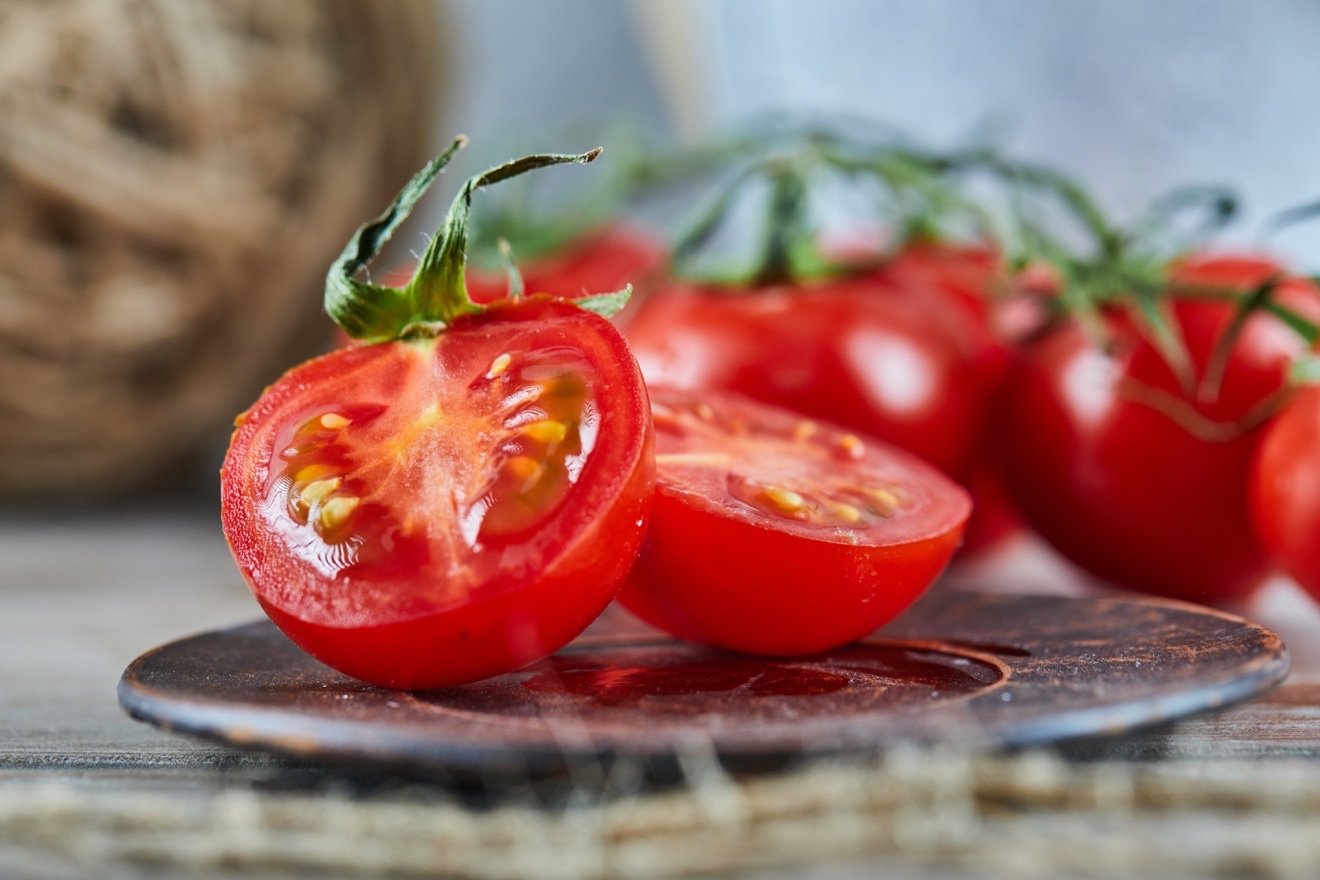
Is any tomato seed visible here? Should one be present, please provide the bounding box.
[318,496,360,531]
[299,477,341,506]
[521,419,570,445]
[486,352,513,379]
[863,487,900,516]
[761,486,808,516]
[838,434,865,459]
[320,413,351,430]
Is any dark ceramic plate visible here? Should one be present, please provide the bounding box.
[119,590,1288,774]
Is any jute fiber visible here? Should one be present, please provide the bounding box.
[0,0,440,497]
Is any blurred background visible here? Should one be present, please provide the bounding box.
[2,0,1318,503]
[5,6,1320,877]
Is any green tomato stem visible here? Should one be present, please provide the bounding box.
[407,148,602,329]
[324,139,603,342]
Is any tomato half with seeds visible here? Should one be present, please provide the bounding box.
[222,142,655,689]
[224,296,653,689]
[617,387,971,656]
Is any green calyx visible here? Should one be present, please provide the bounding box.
[325,137,627,343]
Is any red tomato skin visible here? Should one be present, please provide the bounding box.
[616,387,971,657]
[223,298,655,689]
[625,271,998,478]
[625,250,1017,555]
[1251,387,1320,601]
[997,255,1319,602]
[623,491,964,656]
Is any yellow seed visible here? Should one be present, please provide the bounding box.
[299,477,341,506]
[794,420,818,442]
[864,487,900,516]
[696,402,715,421]
[504,455,541,482]
[762,486,807,515]
[655,452,732,467]
[318,496,360,531]
[831,502,862,524]
[839,434,864,459]
[486,352,513,379]
[294,463,338,483]
[521,419,569,445]
[319,413,351,430]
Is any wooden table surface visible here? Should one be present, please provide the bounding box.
[3,505,1319,880]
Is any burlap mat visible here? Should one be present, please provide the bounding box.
[3,747,1319,879]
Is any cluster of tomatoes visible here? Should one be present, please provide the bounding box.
[221,134,1320,691]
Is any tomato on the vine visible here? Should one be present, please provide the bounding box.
[1251,385,1320,602]
[997,254,1320,602]
[222,140,655,689]
[618,386,971,656]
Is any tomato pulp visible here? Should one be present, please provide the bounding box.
[624,243,1014,555]
[996,255,1320,602]
[1251,386,1320,602]
[618,387,971,656]
[223,298,655,688]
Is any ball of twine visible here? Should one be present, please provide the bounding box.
[0,0,441,499]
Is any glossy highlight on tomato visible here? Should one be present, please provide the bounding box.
[618,387,971,656]
[997,254,1320,602]
[223,298,653,689]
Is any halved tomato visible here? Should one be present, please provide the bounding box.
[617,387,971,656]
[222,140,655,689]
[223,298,654,689]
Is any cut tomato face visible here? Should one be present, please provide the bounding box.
[223,298,654,689]
[617,387,971,657]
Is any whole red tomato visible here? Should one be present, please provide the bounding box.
[1251,386,1320,602]
[223,142,656,689]
[619,386,970,656]
[997,254,1320,602]
[625,240,1015,553]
